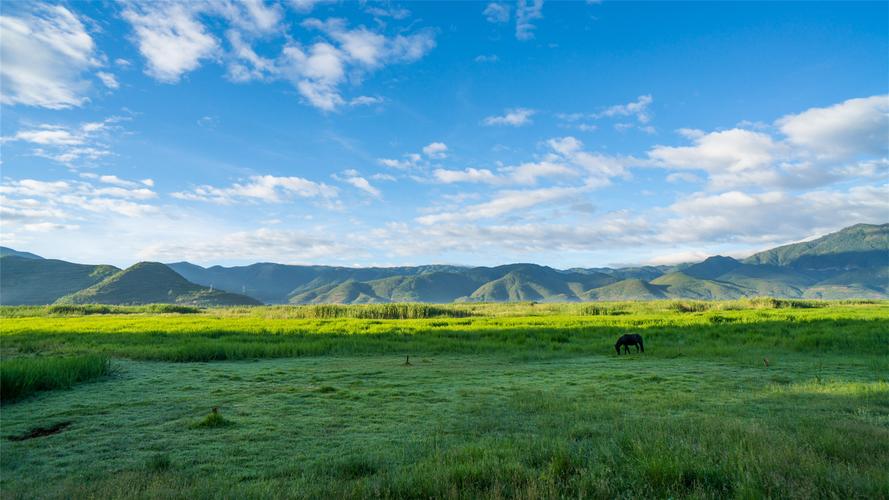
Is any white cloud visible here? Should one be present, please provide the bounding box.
[649,128,782,190]
[349,95,384,106]
[501,161,578,184]
[483,108,535,127]
[423,142,448,159]
[659,184,889,245]
[225,29,275,82]
[776,94,889,160]
[96,71,119,89]
[289,0,334,13]
[646,250,712,266]
[433,168,499,184]
[474,54,499,63]
[666,172,703,184]
[172,175,338,205]
[138,227,360,264]
[97,175,138,187]
[515,0,544,40]
[595,95,653,123]
[0,177,159,229]
[648,95,888,190]
[122,3,219,83]
[334,170,382,198]
[215,0,283,35]
[275,18,435,111]
[0,5,100,109]
[366,5,411,20]
[4,117,126,167]
[417,186,585,225]
[483,3,510,23]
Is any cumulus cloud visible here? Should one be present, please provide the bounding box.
[776,94,889,160]
[483,108,535,127]
[272,18,436,110]
[121,3,219,83]
[649,94,888,190]
[422,142,448,159]
[0,4,101,109]
[649,128,783,190]
[172,175,338,205]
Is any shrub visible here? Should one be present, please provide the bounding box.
[192,407,232,428]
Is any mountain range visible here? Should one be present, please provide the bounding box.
[1,223,886,306]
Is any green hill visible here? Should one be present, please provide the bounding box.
[744,223,888,269]
[56,262,260,306]
[650,272,752,300]
[288,280,387,304]
[0,247,43,260]
[0,256,119,305]
[366,272,484,303]
[582,279,667,301]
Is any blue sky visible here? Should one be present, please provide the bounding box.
[1,1,887,268]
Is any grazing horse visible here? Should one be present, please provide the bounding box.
[615,334,644,355]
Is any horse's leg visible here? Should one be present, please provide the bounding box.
[639,340,644,353]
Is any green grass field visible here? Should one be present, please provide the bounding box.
[1,300,888,498]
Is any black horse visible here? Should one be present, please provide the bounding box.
[615,334,644,355]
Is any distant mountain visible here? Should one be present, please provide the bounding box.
[2,223,887,305]
[55,262,260,306]
[744,223,888,270]
[168,261,465,304]
[0,247,43,260]
[582,279,667,301]
[0,256,119,305]
[650,272,751,300]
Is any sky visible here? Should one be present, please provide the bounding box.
[1,0,887,269]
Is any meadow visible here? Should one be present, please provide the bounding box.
[1,299,888,498]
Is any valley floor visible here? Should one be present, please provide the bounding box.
[2,353,888,498]
[1,301,888,498]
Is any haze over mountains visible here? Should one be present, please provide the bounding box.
[1,224,886,306]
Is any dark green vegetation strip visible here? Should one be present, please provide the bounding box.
[0,355,111,402]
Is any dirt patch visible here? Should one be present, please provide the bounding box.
[8,421,72,441]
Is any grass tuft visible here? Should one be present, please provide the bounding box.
[145,453,172,472]
[192,407,232,428]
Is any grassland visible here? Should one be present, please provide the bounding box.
[1,300,888,498]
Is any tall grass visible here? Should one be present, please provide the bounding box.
[0,304,202,317]
[279,303,474,319]
[0,355,111,402]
